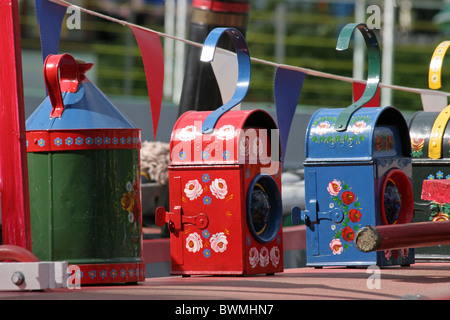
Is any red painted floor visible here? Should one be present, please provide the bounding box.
[1,262,450,300]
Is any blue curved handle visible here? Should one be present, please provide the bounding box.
[200,27,251,134]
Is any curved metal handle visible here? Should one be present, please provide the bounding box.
[427,41,450,158]
[335,23,381,132]
[429,105,450,159]
[200,27,251,134]
[429,41,450,90]
[43,53,80,118]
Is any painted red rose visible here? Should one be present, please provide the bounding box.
[411,137,424,152]
[341,191,356,205]
[375,136,383,151]
[349,209,362,223]
[385,136,394,151]
[341,226,355,242]
[392,250,400,259]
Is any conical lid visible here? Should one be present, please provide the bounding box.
[26,53,137,131]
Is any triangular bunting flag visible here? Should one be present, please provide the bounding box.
[130,26,164,139]
[210,49,240,110]
[421,92,448,112]
[274,67,306,167]
[352,81,380,107]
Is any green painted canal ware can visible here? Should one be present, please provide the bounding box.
[26,54,145,284]
[409,109,450,261]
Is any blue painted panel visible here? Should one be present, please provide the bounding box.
[303,164,378,266]
[302,157,414,267]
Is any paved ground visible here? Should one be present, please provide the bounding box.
[2,262,450,300]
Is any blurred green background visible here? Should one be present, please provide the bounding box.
[18,0,450,113]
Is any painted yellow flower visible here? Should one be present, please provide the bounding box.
[121,192,135,212]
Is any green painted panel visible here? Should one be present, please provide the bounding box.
[412,163,450,258]
[28,149,142,264]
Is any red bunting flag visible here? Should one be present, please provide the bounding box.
[352,81,380,107]
[130,26,164,139]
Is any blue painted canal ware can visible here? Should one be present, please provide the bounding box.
[292,106,415,267]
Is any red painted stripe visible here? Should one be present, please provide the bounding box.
[69,262,145,285]
[192,0,249,13]
[26,129,141,152]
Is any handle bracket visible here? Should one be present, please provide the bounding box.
[335,23,381,132]
[43,54,80,118]
[200,27,251,134]
[155,206,209,232]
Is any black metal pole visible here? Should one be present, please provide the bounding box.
[178,0,250,116]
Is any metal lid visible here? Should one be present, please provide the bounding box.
[170,109,279,165]
[26,54,137,131]
[409,110,450,160]
[305,106,411,162]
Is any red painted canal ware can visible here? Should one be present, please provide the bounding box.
[156,109,283,275]
[26,54,144,284]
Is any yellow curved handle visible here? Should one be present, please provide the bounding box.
[429,104,450,159]
[428,41,450,158]
[429,41,450,90]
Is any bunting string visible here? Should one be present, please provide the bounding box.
[48,0,202,47]
[47,0,450,100]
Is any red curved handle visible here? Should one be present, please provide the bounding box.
[0,245,40,262]
[43,53,80,118]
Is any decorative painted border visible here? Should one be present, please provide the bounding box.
[68,262,145,285]
[172,124,274,165]
[246,235,282,269]
[309,115,372,149]
[26,129,141,152]
[410,136,425,158]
